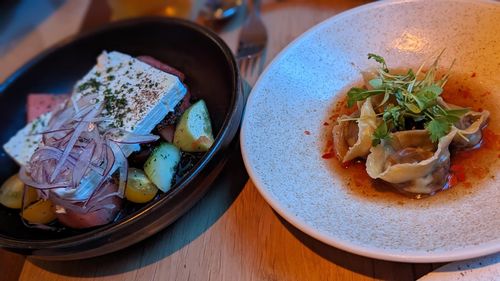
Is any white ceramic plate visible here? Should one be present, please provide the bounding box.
[418,252,500,280]
[241,0,500,262]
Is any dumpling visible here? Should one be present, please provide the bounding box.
[453,110,489,148]
[437,97,490,149]
[365,128,457,195]
[332,98,378,163]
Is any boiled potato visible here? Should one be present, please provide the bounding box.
[173,100,214,152]
[144,142,181,192]
[22,200,56,224]
[125,168,158,203]
[0,174,38,209]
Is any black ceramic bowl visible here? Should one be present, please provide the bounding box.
[0,17,243,259]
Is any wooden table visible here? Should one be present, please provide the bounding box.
[0,1,445,280]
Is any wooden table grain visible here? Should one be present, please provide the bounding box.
[0,1,444,280]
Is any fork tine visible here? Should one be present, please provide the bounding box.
[235,0,268,72]
[258,49,267,74]
[240,58,247,76]
[249,56,258,75]
[244,58,252,76]
[239,49,267,83]
[239,58,249,77]
[238,57,244,71]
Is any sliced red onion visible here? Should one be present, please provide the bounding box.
[20,85,164,228]
[50,193,88,213]
[108,141,128,198]
[30,147,105,178]
[38,189,49,200]
[29,127,73,136]
[72,103,97,120]
[103,143,116,178]
[49,123,87,182]
[54,179,119,214]
[49,104,101,182]
[104,128,159,143]
[45,129,74,148]
[47,105,74,130]
[72,141,96,188]
[87,203,118,213]
[82,144,115,208]
[92,132,104,164]
[19,166,71,189]
[73,117,113,123]
[74,92,100,110]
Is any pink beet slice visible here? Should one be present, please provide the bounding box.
[137,55,185,82]
[27,94,69,122]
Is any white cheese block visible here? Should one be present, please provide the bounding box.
[3,112,52,166]
[3,51,187,200]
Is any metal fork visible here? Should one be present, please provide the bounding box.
[236,0,268,82]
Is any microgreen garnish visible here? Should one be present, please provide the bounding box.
[367,53,388,73]
[347,51,468,143]
[372,121,391,146]
[347,88,385,107]
[425,118,450,142]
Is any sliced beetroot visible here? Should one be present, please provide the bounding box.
[179,90,191,112]
[137,55,185,81]
[55,180,122,229]
[157,91,191,143]
[158,125,176,143]
[128,143,156,167]
[27,94,69,122]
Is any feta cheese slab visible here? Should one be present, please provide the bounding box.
[3,51,187,200]
[73,51,186,134]
[3,112,52,166]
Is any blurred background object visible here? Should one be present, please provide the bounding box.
[106,0,194,20]
[236,0,267,83]
[200,0,243,21]
[0,0,65,54]
[0,0,89,83]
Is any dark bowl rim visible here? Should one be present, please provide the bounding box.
[0,17,242,249]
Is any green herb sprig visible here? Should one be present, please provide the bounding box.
[347,52,468,143]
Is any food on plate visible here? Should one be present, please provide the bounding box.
[143,142,181,192]
[366,128,455,194]
[125,168,158,203]
[332,98,377,162]
[54,179,122,229]
[331,53,489,196]
[0,174,38,209]
[27,94,69,123]
[21,199,57,225]
[0,51,214,229]
[173,100,215,152]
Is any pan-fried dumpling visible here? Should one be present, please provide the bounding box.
[332,98,378,163]
[365,128,457,195]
